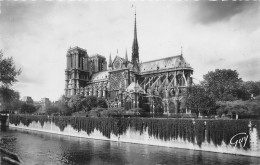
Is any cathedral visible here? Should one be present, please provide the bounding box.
[65,13,193,114]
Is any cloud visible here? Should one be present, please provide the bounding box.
[18,74,41,84]
[191,1,259,25]
[1,1,260,101]
[207,58,225,66]
[235,57,260,81]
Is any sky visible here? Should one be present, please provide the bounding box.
[0,1,260,101]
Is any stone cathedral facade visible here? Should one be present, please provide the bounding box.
[65,14,193,114]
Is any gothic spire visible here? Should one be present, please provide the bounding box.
[132,9,139,65]
[125,49,128,62]
[108,53,112,67]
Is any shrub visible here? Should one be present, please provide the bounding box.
[101,108,125,117]
[97,98,108,108]
[20,103,37,114]
[124,108,144,116]
[46,106,59,115]
[88,108,107,118]
[68,95,98,113]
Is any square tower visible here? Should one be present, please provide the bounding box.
[65,46,90,97]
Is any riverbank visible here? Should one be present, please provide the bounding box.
[8,115,260,157]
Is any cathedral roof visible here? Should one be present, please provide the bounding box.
[140,55,192,74]
[125,82,145,93]
[91,71,109,82]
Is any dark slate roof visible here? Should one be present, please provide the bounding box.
[140,55,192,73]
[125,82,145,93]
[91,71,109,82]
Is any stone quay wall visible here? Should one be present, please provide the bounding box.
[8,115,260,158]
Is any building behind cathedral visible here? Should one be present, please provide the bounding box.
[65,13,193,114]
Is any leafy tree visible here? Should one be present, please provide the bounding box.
[54,95,71,115]
[0,86,21,113]
[84,96,98,109]
[20,103,37,114]
[216,96,260,119]
[235,83,251,101]
[46,95,71,115]
[243,81,260,97]
[203,69,242,101]
[216,101,249,118]
[186,85,216,117]
[46,105,60,115]
[0,50,21,113]
[97,97,108,108]
[68,95,85,112]
[0,50,21,86]
[68,95,98,113]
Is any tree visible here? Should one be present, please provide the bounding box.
[46,105,60,115]
[243,81,260,97]
[0,86,21,113]
[203,69,242,101]
[83,96,98,109]
[0,50,21,86]
[216,100,249,119]
[68,95,98,113]
[97,97,108,108]
[216,96,260,119]
[54,95,71,115]
[236,83,251,101]
[68,95,85,112]
[186,85,216,117]
[20,103,37,114]
[0,50,22,113]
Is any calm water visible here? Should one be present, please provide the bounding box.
[0,126,260,165]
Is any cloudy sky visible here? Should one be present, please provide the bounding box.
[0,1,260,101]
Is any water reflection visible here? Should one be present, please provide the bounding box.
[0,127,260,165]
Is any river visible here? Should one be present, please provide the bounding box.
[0,126,260,165]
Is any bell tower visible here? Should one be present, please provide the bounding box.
[65,46,90,97]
